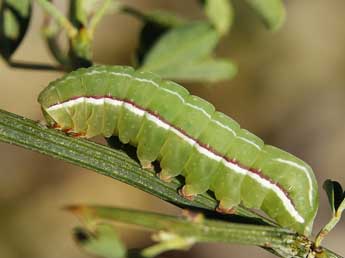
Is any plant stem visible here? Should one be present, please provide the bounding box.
[120,5,148,21]
[41,15,71,67]
[34,0,78,38]
[314,206,344,248]
[0,109,342,258]
[89,0,117,37]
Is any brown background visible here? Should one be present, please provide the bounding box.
[0,1,344,257]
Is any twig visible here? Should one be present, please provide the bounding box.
[7,60,64,71]
[89,0,118,37]
[120,5,148,21]
[314,205,344,248]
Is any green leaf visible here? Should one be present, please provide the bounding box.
[323,180,345,213]
[3,0,30,16]
[202,0,234,36]
[144,10,186,28]
[136,22,168,66]
[315,180,345,249]
[3,9,19,38]
[244,0,286,31]
[69,0,87,28]
[141,232,195,258]
[138,17,234,82]
[135,10,185,66]
[0,0,31,59]
[140,22,219,78]
[74,223,127,258]
[155,58,237,82]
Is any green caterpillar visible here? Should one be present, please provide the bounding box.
[38,65,319,235]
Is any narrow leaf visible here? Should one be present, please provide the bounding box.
[0,0,31,59]
[74,223,127,258]
[141,232,195,257]
[69,0,87,28]
[332,182,344,212]
[244,0,286,31]
[323,180,344,213]
[154,58,237,82]
[135,10,185,66]
[140,22,219,75]
[323,180,336,214]
[144,10,186,28]
[203,0,234,36]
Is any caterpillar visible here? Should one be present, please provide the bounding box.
[38,65,319,235]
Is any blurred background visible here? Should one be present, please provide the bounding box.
[1,0,345,257]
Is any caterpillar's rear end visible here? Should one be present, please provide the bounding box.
[38,65,319,236]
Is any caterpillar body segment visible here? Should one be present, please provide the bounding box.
[38,65,319,235]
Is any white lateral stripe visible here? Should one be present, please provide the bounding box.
[65,97,84,108]
[196,144,222,162]
[92,99,104,105]
[105,98,122,106]
[123,102,145,116]
[47,97,305,223]
[170,127,196,146]
[221,159,303,222]
[146,115,170,130]
[48,99,77,111]
[84,70,103,75]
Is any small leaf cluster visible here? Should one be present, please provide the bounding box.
[323,179,345,215]
[74,223,127,258]
[1,0,286,82]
